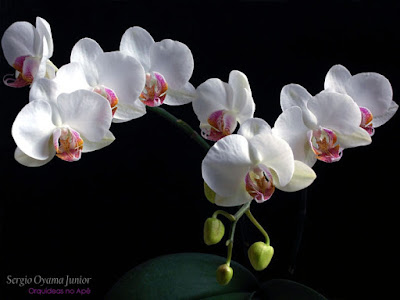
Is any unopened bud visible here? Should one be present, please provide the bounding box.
[216,264,233,285]
[203,217,225,245]
[204,181,216,204]
[248,241,274,271]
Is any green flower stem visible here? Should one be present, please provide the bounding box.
[225,201,252,265]
[245,209,270,246]
[212,210,235,222]
[147,106,210,152]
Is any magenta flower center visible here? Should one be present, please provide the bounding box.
[139,72,168,107]
[309,128,342,163]
[53,127,84,162]
[245,164,275,203]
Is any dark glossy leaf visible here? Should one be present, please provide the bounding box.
[253,279,328,300]
[106,252,259,300]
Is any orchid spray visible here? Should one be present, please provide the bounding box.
[2,15,397,296]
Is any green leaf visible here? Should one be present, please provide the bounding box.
[106,252,259,300]
[253,279,328,300]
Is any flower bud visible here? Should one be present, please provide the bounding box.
[248,241,274,271]
[203,217,225,245]
[216,264,233,285]
[204,181,216,204]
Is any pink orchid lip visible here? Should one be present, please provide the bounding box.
[245,164,275,203]
[3,55,40,88]
[309,127,342,163]
[139,72,168,107]
[93,85,119,116]
[360,106,375,136]
[53,127,84,162]
[201,110,237,142]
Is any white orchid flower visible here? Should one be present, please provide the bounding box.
[324,64,398,135]
[120,26,195,108]
[12,79,113,167]
[273,84,372,167]
[68,38,146,123]
[192,70,255,141]
[1,17,57,87]
[202,118,316,207]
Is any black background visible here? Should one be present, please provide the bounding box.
[1,0,399,299]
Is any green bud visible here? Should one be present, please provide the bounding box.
[216,264,233,285]
[248,241,274,271]
[204,181,216,204]
[203,217,225,245]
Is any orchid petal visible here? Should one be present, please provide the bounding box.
[12,100,55,160]
[272,107,316,167]
[373,100,399,128]
[14,147,54,167]
[249,132,294,187]
[345,72,394,123]
[273,160,316,192]
[149,39,194,89]
[238,117,271,140]
[35,17,53,59]
[163,82,197,106]
[280,84,317,128]
[81,130,115,152]
[95,51,146,122]
[70,38,103,86]
[228,70,255,123]
[120,26,154,72]
[52,62,90,94]
[324,64,351,93]
[29,78,63,124]
[1,21,38,66]
[308,91,361,135]
[202,134,253,198]
[214,187,253,207]
[57,90,112,142]
[193,78,233,124]
[336,126,371,149]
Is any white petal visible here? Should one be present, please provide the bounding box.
[120,26,154,72]
[95,51,146,122]
[57,90,112,142]
[280,84,317,128]
[12,100,55,160]
[336,127,371,149]
[274,160,316,192]
[345,72,393,119]
[309,91,361,135]
[14,147,54,167]
[228,70,252,95]
[373,100,399,127]
[1,21,39,66]
[149,39,194,89]
[70,38,103,86]
[272,107,316,167]
[163,82,197,106]
[36,41,49,79]
[229,71,255,123]
[113,100,147,122]
[53,62,91,94]
[249,132,294,187]
[214,189,252,207]
[29,78,62,125]
[324,64,351,93]
[193,78,233,123]
[35,17,53,58]
[202,135,252,198]
[238,118,271,140]
[29,77,58,102]
[82,130,115,152]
